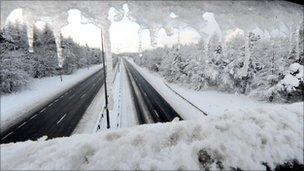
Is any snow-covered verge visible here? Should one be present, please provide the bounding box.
[72,85,105,134]
[167,84,272,116]
[1,102,303,170]
[1,65,102,132]
[111,60,138,128]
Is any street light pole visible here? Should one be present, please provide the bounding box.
[60,67,63,82]
[101,30,110,129]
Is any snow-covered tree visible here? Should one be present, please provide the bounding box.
[158,47,175,82]
[218,33,246,92]
[32,24,59,78]
[133,27,303,102]
[183,44,207,90]
[61,37,78,74]
[88,47,102,65]
[0,21,31,93]
[298,22,304,65]
[1,21,102,94]
[136,47,166,72]
[164,45,188,83]
[206,34,223,87]
[61,37,102,74]
[270,63,304,102]
[0,51,30,93]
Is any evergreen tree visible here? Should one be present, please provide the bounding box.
[169,45,188,83]
[32,24,59,78]
[0,22,30,93]
[61,37,78,74]
[298,22,304,65]
[133,29,303,102]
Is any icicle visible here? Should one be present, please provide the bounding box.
[26,21,34,53]
[295,27,300,60]
[53,30,63,67]
[138,28,143,53]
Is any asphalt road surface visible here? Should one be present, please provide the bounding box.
[124,59,182,124]
[1,69,104,144]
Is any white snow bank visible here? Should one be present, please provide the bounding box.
[168,84,271,116]
[1,65,102,132]
[1,102,302,170]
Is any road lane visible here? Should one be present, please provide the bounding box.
[1,69,104,144]
[124,59,182,123]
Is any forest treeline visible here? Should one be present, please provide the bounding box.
[134,28,304,102]
[0,21,102,94]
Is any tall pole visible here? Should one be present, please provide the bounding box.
[101,30,110,129]
[177,27,181,49]
[60,67,63,82]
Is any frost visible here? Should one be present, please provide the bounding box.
[1,1,303,47]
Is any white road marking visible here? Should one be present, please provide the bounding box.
[159,107,166,115]
[153,110,160,118]
[48,103,53,107]
[17,121,27,128]
[69,94,75,99]
[144,92,147,97]
[1,132,13,140]
[60,95,64,99]
[30,114,37,120]
[81,93,86,99]
[40,108,46,113]
[56,114,67,124]
[54,99,59,102]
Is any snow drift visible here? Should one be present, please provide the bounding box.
[1,102,303,170]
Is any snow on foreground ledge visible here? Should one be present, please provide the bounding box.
[1,103,303,170]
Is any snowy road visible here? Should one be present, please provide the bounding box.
[0,69,104,144]
[124,60,182,123]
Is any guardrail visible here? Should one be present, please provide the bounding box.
[93,102,106,132]
[164,82,208,116]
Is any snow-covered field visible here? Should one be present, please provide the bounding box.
[1,102,302,170]
[1,65,102,132]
